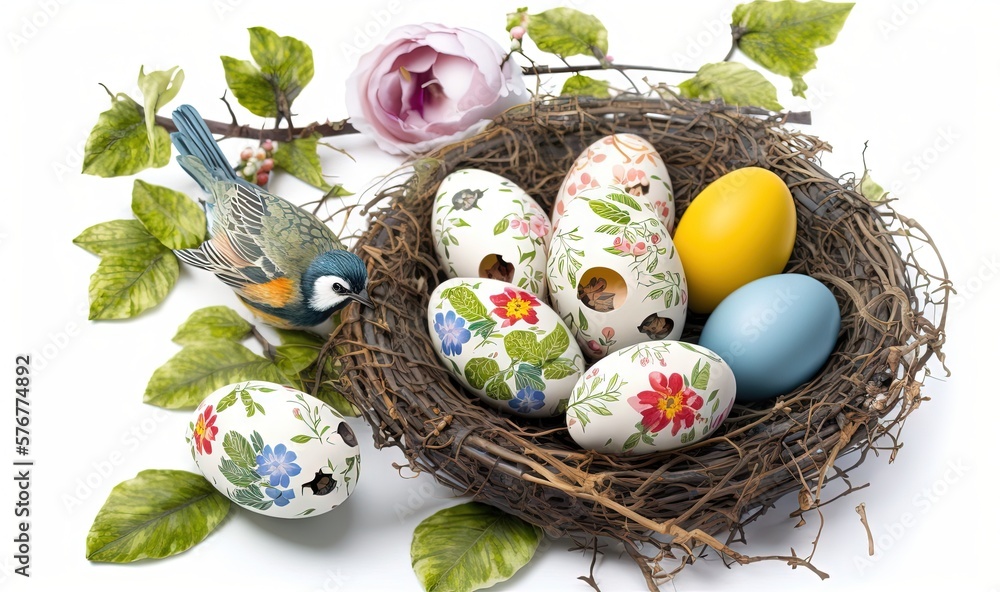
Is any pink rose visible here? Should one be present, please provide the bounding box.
[346,23,527,155]
[632,241,647,256]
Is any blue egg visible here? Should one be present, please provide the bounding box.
[698,274,840,402]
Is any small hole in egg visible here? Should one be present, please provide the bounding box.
[637,312,675,339]
[479,254,514,282]
[577,267,627,312]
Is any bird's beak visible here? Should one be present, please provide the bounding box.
[351,289,374,309]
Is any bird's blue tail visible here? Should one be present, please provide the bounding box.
[170,104,243,192]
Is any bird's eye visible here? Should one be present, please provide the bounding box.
[332,283,345,293]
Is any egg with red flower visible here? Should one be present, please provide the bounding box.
[187,381,361,519]
[566,341,736,454]
[427,277,585,418]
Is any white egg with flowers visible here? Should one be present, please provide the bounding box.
[188,381,361,519]
[427,277,585,417]
[432,169,551,298]
[566,341,737,454]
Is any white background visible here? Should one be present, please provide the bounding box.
[3,1,995,590]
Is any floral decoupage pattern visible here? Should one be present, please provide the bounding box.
[427,278,585,417]
[553,133,675,234]
[566,342,737,454]
[187,381,362,518]
[432,168,551,298]
[547,187,687,360]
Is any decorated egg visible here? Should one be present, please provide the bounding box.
[427,277,585,417]
[188,381,361,519]
[672,166,796,313]
[698,273,841,402]
[432,168,551,298]
[546,186,687,360]
[566,341,736,454]
[553,134,674,234]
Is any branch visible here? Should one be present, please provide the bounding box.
[523,63,698,76]
[154,114,357,141]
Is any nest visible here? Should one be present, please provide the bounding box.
[327,96,948,588]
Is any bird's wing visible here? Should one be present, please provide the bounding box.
[177,180,343,309]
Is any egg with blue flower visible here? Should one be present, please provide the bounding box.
[427,277,586,417]
[187,380,361,519]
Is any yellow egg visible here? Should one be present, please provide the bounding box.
[673,167,795,313]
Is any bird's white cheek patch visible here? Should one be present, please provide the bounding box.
[309,276,350,312]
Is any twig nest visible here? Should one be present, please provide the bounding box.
[328,96,948,586]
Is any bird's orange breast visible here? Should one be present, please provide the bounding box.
[240,277,296,308]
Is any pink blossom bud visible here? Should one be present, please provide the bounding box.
[510,26,526,40]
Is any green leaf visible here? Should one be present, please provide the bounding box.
[465,358,500,391]
[444,287,490,322]
[222,27,314,118]
[690,359,711,390]
[560,74,611,98]
[219,458,260,488]
[137,66,184,163]
[86,469,230,563]
[525,8,608,59]
[858,171,888,202]
[275,343,320,376]
[216,389,238,413]
[411,502,544,592]
[83,94,171,177]
[504,331,544,365]
[493,218,510,235]
[88,249,178,320]
[143,341,287,409]
[272,134,332,191]
[543,359,579,381]
[484,377,514,401]
[678,62,782,111]
[538,325,570,362]
[221,56,277,117]
[230,487,271,511]
[131,180,206,250]
[606,192,642,211]
[514,364,545,392]
[732,0,854,97]
[173,306,253,345]
[273,328,326,376]
[622,432,640,452]
[73,219,165,257]
[248,26,314,106]
[222,431,258,469]
[589,200,630,224]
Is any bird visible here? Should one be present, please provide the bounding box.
[169,104,372,329]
